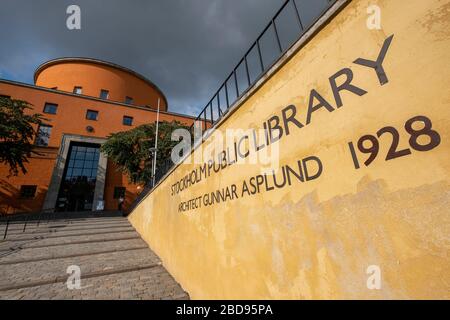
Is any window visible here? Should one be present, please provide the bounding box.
[64,145,100,181]
[123,116,133,126]
[20,185,37,199]
[35,125,52,146]
[113,187,126,199]
[125,96,134,105]
[51,87,58,90]
[43,103,58,114]
[73,86,82,94]
[86,110,99,121]
[58,144,100,211]
[100,89,109,100]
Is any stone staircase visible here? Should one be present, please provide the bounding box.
[0,212,189,300]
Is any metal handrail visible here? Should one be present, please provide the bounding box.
[125,0,338,213]
[189,0,337,135]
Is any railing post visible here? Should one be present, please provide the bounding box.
[217,94,222,117]
[23,215,29,233]
[234,70,239,97]
[256,39,265,73]
[272,19,283,53]
[225,82,230,109]
[244,54,251,86]
[208,102,214,124]
[291,0,304,31]
[204,108,209,131]
[3,219,9,240]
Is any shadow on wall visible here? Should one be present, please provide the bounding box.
[0,179,48,215]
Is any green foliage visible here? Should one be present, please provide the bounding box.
[0,96,46,176]
[101,121,191,185]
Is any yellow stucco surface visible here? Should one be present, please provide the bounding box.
[129,0,450,299]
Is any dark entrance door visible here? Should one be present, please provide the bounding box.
[57,143,101,212]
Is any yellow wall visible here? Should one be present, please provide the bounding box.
[129,0,450,299]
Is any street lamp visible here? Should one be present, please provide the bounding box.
[151,98,161,188]
[149,147,157,188]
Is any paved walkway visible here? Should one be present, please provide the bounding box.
[0,212,189,300]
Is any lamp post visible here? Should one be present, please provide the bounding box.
[149,147,156,188]
[151,98,161,188]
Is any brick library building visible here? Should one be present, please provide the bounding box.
[0,58,194,214]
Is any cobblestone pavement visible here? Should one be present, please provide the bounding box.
[0,212,189,300]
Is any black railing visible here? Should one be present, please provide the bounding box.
[126,0,338,212]
[0,211,55,240]
[0,210,124,240]
[189,0,337,135]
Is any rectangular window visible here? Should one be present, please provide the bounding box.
[125,96,134,105]
[43,103,58,115]
[123,116,133,126]
[100,89,109,100]
[113,187,126,199]
[20,185,37,199]
[86,110,99,121]
[35,125,52,146]
[73,86,82,94]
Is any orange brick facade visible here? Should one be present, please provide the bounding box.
[0,58,194,214]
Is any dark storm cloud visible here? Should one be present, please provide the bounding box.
[0,0,328,115]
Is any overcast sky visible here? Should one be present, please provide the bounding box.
[0,0,329,115]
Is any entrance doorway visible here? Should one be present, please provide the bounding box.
[57,142,101,212]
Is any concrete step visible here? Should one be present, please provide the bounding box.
[0,247,161,289]
[0,231,139,251]
[2,232,140,250]
[0,266,189,300]
[4,219,129,232]
[3,226,134,242]
[0,211,124,224]
[0,238,148,264]
[0,213,189,300]
[4,222,132,235]
[0,230,138,253]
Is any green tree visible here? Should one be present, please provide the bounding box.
[0,96,46,176]
[101,121,191,185]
